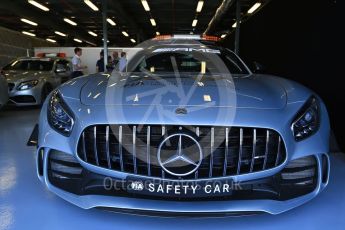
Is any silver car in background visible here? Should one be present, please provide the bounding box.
[0,73,9,109]
[2,57,72,106]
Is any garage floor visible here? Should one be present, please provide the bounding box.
[1,107,344,230]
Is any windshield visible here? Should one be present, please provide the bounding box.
[126,46,250,76]
[3,60,54,71]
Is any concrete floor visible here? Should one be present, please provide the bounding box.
[1,107,345,230]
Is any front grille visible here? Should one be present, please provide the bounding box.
[8,83,15,92]
[77,125,286,179]
[10,95,36,103]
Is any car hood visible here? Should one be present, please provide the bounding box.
[80,74,287,109]
[4,70,49,83]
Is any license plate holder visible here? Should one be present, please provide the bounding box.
[126,176,234,198]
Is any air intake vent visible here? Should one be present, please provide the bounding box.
[48,150,83,179]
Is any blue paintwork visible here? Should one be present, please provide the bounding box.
[36,43,330,215]
[80,75,286,109]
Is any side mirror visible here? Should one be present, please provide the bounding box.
[252,61,266,74]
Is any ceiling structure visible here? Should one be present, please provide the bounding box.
[0,0,271,47]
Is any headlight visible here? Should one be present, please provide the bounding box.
[48,91,74,136]
[17,80,39,90]
[292,96,320,141]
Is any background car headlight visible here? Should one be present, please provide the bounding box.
[292,96,320,141]
[17,80,39,90]
[48,91,74,136]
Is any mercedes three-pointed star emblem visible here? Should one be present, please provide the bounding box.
[157,133,203,177]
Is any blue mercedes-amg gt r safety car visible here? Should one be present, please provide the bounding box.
[36,35,330,216]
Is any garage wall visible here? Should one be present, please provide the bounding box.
[223,0,343,150]
[0,26,56,67]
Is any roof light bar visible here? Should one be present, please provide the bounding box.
[174,34,200,39]
[88,31,97,37]
[150,18,156,26]
[46,38,56,43]
[141,0,150,11]
[20,18,38,26]
[28,0,49,11]
[55,31,67,37]
[64,18,77,26]
[106,18,116,26]
[248,2,261,14]
[122,31,129,37]
[153,34,220,42]
[84,0,99,11]
[22,31,36,37]
[73,38,82,43]
[196,1,204,13]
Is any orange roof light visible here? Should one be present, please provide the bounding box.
[153,35,172,40]
[56,53,66,58]
[201,35,220,42]
[36,53,45,58]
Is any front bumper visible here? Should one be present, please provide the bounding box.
[37,146,329,215]
[36,91,331,215]
[8,84,42,106]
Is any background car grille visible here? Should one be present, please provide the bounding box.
[77,125,286,179]
[10,95,36,103]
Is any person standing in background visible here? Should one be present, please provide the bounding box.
[119,52,127,72]
[106,55,114,72]
[96,50,105,72]
[71,47,87,78]
[112,51,119,67]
